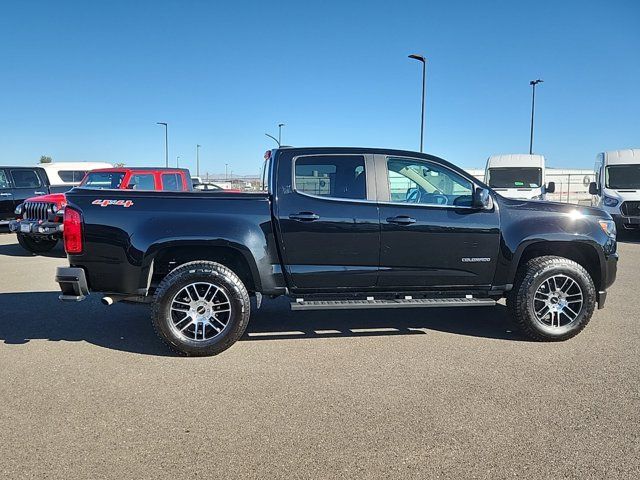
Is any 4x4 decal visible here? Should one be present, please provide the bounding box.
[92,199,134,208]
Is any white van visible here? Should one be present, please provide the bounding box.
[38,162,112,188]
[590,149,640,230]
[484,154,555,200]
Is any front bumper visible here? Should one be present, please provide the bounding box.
[55,267,89,302]
[597,251,618,309]
[612,214,640,230]
[9,219,63,236]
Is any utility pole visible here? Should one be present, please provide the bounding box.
[156,122,168,167]
[196,144,201,177]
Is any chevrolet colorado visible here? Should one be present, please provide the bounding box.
[55,147,618,356]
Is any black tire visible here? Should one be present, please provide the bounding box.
[151,261,251,356]
[17,234,57,254]
[506,255,596,341]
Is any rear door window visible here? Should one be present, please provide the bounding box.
[294,155,367,200]
[161,173,183,191]
[10,169,41,188]
[58,170,88,183]
[128,173,156,190]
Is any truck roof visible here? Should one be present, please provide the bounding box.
[89,167,191,173]
[486,154,545,168]
[602,149,640,165]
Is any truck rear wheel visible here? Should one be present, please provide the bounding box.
[507,256,596,341]
[17,234,58,254]
[151,261,251,356]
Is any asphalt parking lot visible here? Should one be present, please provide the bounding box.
[0,233,638,479]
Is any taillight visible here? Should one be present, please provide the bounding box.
[63,208,83,254]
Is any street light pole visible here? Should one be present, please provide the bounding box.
[156,122,168,167]
[529,79,543,155]
[408,54,426,152]
[196,144,201,177]
[176,155,180,168]
[265,133,280,147]
[278,123,285,145]
[225,163,228,180]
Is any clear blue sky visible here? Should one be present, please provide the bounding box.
[0,0,638,174]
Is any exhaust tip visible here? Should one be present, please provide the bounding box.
[101,296,114,306]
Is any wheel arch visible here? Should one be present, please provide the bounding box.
[510,240,604,290]
[142,240,262,293]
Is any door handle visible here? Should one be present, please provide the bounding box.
[34,191,47,195]
[289,212,320,222]
[386,215,417,225]
[0,192,12,197]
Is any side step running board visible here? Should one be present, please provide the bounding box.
[291,297,496,311]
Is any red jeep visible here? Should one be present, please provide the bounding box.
[10,167,192,253]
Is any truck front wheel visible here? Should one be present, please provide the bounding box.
[17,234,58,254]
[151,261,251,356]
[507,256,596,341]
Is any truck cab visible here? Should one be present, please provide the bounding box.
[589,149,640,231]
[485,154,555,200]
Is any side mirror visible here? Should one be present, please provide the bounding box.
[546,181,556,194]
[473,187,493,210]
[588,182,599,195]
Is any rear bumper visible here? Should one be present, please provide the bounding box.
[9,219,63,236]
[55,267,89,302]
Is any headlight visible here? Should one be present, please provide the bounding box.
[14,204,23,216]
[598,219,617,238]
[602,196,619,207]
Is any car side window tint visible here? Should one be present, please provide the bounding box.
[128,174,155,190]
[10,169,41,188]
[295,155,366,200]
[387,157,473,207]
[0,170,9,189]
[162,173,182,191]
[59,170,88,182]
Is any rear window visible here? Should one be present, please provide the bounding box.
[10,169,41,188]
[81,172,126,189]
[162,173,183,191]
[58,170,88,183]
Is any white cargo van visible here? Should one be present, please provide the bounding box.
[484,154,555,200]
[38,162,112,188]
[589,149,640,230]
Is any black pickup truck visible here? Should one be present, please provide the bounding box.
[55,147,618,356]
[0,166,57,225]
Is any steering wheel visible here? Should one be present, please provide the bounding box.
[406,189,420,203]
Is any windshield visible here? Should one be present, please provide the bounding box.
[487,168,542,188]
[80,172,126,189]
[606,165,640,189]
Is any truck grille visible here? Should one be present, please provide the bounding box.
[23,202,54,221]
[621,201,640,217]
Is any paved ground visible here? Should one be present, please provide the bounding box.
[0,233,638,479]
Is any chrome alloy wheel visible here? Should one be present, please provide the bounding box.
[533,274,584,328]
[169,282,232,341]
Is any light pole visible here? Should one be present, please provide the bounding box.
[265,133,280,147]
[278,123,285,145]
[225,163,228,180]
[196,144,201,177]
[529,79,543,154]
[176,155,180,168]
[408,54,426,152]
[156,122,168,167]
